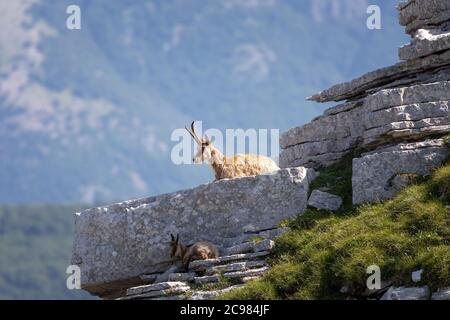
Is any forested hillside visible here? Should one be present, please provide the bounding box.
[0,205,93,299]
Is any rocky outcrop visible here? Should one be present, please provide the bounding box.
[308,190,343,211]
[431,287,450,300]
[280,81,450,169]
[398,0,450,35]
[399,29,450,60]
[281,0,449,204]
[381,286,430,300]
[71,168,312,297]
[352,139,449,204]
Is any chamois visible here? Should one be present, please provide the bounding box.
[185,121,279,180]
[169,233,219,270]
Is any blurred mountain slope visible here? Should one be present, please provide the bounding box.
[0,0,408,204]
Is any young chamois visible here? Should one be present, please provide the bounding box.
[169,233,219,270]
[185,121,279,181]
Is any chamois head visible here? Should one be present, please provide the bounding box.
[169,233,182,259]
[185,121,220,165]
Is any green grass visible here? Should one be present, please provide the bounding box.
[220,156,450,300]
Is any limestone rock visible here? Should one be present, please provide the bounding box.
[139,273,159,284]
[281,81,450,169]
[189,251,270,272]
[168,273,196,282]
[256,227,290,239]
[363,81,450,112]
[224,242,255,256]
[390,174,420,191]
[148,295,187,300]
[72,167,315,296]
[223,266,270,279]
[308,190,343,211]
[253,239,275,252]
[398,0,450,35]
[352,139,448,204]
[121,281,190,299]
[194,275,220,285]
[223,239,274,256]
[362,100,450,147]
[205,260,267,276]
[431,287,450,300]
[381,286,430,300]
[191,285,245,300]
[400,29,450,60]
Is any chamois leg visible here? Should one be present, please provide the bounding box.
[182,256,191,272]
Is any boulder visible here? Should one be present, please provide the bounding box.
[431,287,450,300]
[194,275,220,285]
[308,190,343,211]
[191,285,245,300]
[256,227,290,239]
[126,281,189,297]
[223,266,270,279]
[281,81,450,169]
[352,139,448,204]
[189,251,271,272]
[254,239,275,252]
[168,273,196,282]
[398,0,450,35]
[205,260,267,276]
[72,167,315,296]
[362,100,450,147]
[381,286,430,300]
[399,29,450,60]
[224,239,274,256]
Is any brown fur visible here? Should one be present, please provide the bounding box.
[170,234,219,270]
[211,153,279,180]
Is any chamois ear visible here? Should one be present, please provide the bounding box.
[203,134,211,144]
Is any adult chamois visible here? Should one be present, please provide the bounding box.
[185,121,279,181]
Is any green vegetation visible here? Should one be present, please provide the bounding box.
[308,152,354,207]
[0,205,94,299]
[220,154,450,300]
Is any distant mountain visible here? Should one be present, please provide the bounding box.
[0,0,408,204]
